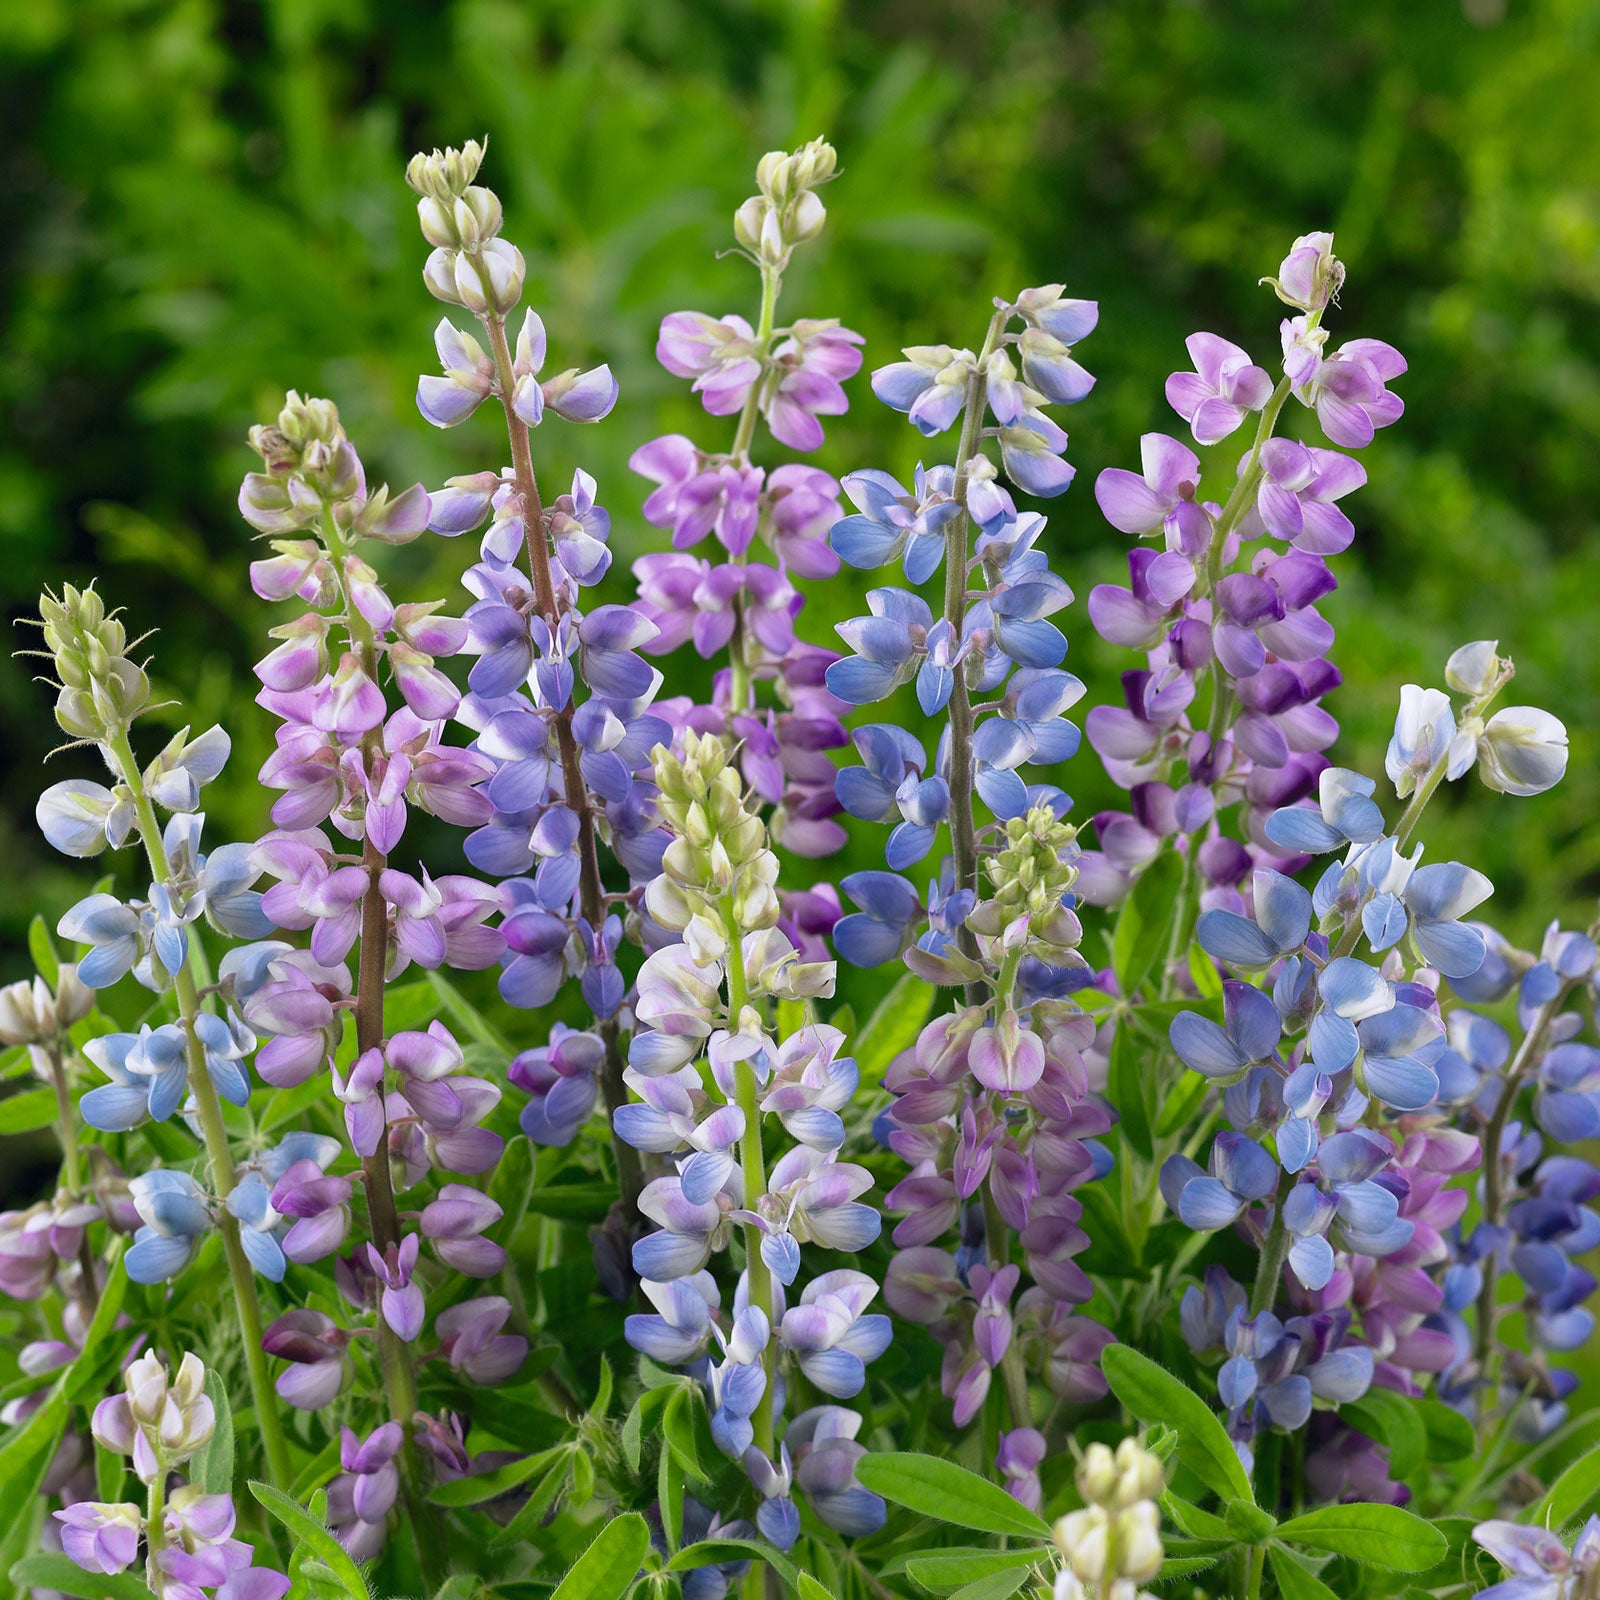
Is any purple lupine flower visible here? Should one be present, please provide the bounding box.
[434,1295,528,1383]
[1165,333,1272,445]
[365,1235,424,1340]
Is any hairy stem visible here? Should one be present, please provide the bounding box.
[482,312,644,1223]
[723,900,776,1460]
[103,730,293,1491]
[1250,1189,1291,1317]
[942,311,1009,1007]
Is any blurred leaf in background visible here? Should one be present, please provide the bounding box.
[2,0,1597,1026]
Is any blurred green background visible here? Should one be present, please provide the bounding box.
[3,0,1599,1007]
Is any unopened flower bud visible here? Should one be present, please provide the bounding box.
[1115,1502,1164,1581]
[1076,1442,1118,1505]
[1446,639,1504,698]
[1112,1438,1166,1506]
[1262,230,1345,314]
[405,140,487,203]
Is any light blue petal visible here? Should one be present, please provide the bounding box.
[1288,1235,1335,1291]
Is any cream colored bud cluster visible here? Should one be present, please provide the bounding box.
[733,137,838,268]
[406,139,524,316]
[0,967,93,1050]
[92,1351,216,1484]
[38,584,150,743]
[1051,1439,1166,1600]
[646,732,781,964]
[969,804,1086,973]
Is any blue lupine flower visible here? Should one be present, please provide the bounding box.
[835,726,950,871]
[1536,1043,1600,1142]
[80,1013,256,1131]
[625,1273,719,1365]
[1281,1129,1413,1290]
[825,588,935,706]
[1276,1063,1334,1173]
[1264,767,1385,855]
[1196,869,1312,968]
[1355,1002,1445,1110]
[57,894,144,989]
[1170,981,1282,1083]
[1160,1131,1278,1229]
[1307,956,1392,1073]
[163,813,275,940]
[829,466,961,584]
[832,871,922,968]
[1400,862,1493,978]
[125,1170,212,1284]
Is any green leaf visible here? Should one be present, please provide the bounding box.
[946,1572,1027,1600]
[488,1134,535,1245]
[525,1181,618,1222]
[248,1480,371,1599]
[1187,940,1223,1000]
[0,1391,69,1547]
[1275,1502,1448,1571]
[1342,1389,1428,1481]
[191,1365,235,1494]
[593,1354,614,1420]
[1158,1554,1223,1580]
[798,1576,841,1600]
[64,1254,128,1402]
[1268,1544,1340,1600]
[853,1452,1052,1540]
[427,1448,563,1506]
[662,1387,705,1477]
[1154,1068,1211,1138]
[1538,1442,1600,1529]
[10,1554,151,1600]
[901,1549,1042,1595]
[1224,1499,1277,1544]
[1413,1396,1475,1463]
[853,969,935,1084]
[1108,1020,1154,1160]
[0,1088,58,1134]
[1160,1493,1230,1541]
[667,1541,800,1592]
[1101,1345,1253,1505]
[259,1072,340,1133]
[621,1396,646,1475]
[489,1456,573,1551]
[28,916,60,987]
[657,1428,682,1549]
[1112,849,1185,997]
[550,1511,650,1600]
[426,969,511,1054]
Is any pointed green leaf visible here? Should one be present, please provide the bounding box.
[551,1511,650,1600]
[191,1365,235,1494]
[248,1480,371,1598]
[946,1571,1027,1600]
[427,1447,563,1506]
[28,916,60,987]
[1275,1502,1447,1571]
[853,969,935,1084]
[1341,1389,1427,1481]
[666,1540,799,1592]
[1109,1021,1154,1159]
[1413,1396,1475,1463]
[1538,1442,1600,1529]
[1268,1544,1340,1600]
[10,1553,151,1600]
[1101,1345,1253,1505]
[901,1548,1043,1595]
[489,1457,572,1551]
[0,1088,58,1134]
[853,1452,1051,1539]
[1112,849,1184,997]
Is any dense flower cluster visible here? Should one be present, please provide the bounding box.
[619,733,886,1548]
[3,141,1594,1600]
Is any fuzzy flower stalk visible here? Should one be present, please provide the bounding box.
[404,138,668,1269]
[631,136,856,867]
[824,282,1112,1498]
[29,583,294,1490]
[618,732,887,1549]
[1051,1437,1167,1600]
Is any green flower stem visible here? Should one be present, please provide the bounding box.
[1250,1181,1292,1317]
[144,1463,167,1590]
[722,897,776,1461]
[317,517,448,1592]
[727,260,783,719]
[46,1040,82,1192]
[942,310,1010,1007]
[102,728,293,1492]
[481,310,645,1224]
